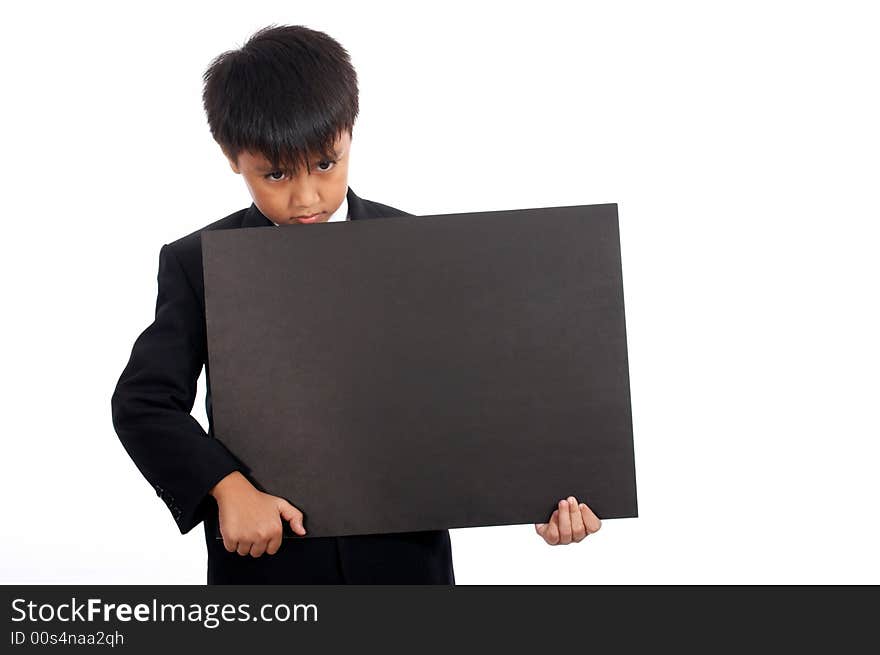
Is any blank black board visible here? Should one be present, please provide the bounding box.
[202,203,637,538]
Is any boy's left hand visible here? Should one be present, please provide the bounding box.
[535,496,601,545]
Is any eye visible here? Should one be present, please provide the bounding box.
[265,170,286,181]
[316,159,337,172]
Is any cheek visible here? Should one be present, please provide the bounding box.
[254,184,284,204]
[251,185,288,216]
[329,167,349,190]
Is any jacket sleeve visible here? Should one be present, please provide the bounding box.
[111,243,249,535]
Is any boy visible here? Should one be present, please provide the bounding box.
[111,24,601,585]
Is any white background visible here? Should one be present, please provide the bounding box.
[1,1,878,584]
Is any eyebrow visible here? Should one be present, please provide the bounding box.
[255,148,344,172]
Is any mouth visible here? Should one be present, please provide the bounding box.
[293,212,325,224]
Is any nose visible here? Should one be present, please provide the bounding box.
[288,171,321,214]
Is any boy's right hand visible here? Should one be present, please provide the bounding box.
[209,471,307,557]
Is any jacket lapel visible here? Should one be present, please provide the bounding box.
[240,186,369,228]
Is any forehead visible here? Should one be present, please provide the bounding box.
[241,132,350,172]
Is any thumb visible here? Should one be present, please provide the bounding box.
[277,499,307,536]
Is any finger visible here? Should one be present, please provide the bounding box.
[266,533,283,556]
[218,521,237,553]
[557,499,572,544]
[579,503,602,534]
[236,540,252,557]
[222,536,237,553]
[546,510,560,545]
[279,500,307,536]
[249,538,267,558]
[567,497,587,542]
[535,516,554,538]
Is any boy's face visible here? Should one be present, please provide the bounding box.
[225,130,351,225]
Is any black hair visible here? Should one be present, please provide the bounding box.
[202,24,358,174]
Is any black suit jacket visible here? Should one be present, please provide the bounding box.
[111,187,455,584]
